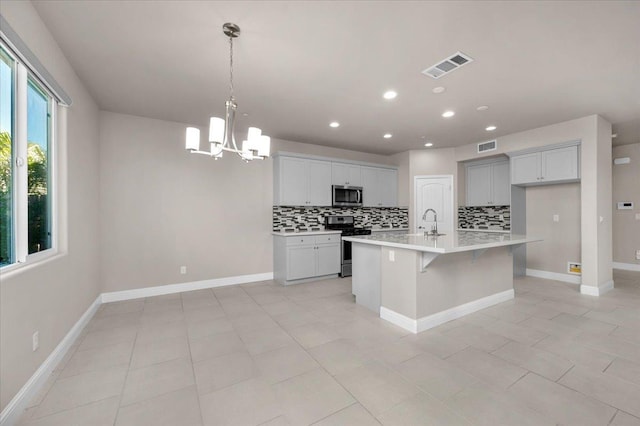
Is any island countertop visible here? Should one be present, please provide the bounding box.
[343,230,542,254]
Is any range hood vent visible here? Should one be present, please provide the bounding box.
[422,51,473,79]
[478,140,497,154]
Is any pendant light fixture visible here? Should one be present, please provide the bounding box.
[185,23,270,161]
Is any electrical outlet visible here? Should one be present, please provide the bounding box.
[635,213,640,221]
[499,214,504,221]
[32,331,39,352]
[553,214,560,222]
[180,266,187,274]
[389,250,395,262]
[636,250,640,260]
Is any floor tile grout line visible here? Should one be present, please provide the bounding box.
[183,306,206,426]
[112,324,139,425]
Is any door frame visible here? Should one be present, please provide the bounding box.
[413,175,455,233]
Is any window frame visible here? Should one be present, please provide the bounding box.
[1,41,58,272]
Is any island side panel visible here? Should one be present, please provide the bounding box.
[416,246,514,319]
[380,246,418,320]
[351,242,382,313]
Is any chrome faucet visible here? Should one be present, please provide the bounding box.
[421,208,438,236]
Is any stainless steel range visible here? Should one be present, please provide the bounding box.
[324,215,372,277]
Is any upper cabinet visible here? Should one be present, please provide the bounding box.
[331,163,361,186]
[465,159,510,206]
[511,145,580,186]
[275,156,331,206]
[274,154,397,207]
[361,166,398,207]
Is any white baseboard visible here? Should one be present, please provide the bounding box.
[0,296,101,426]
[101,272,274,303]
[380,307,418,333]
[580,280,614,297]
[526,268,581,285]
[613,262,640,272]
[380,289,515,334]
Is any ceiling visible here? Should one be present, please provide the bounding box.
[32,1,640,155]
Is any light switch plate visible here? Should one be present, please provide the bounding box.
[553,214,560,222]
[389,250,395,262]
[636,213,640,221]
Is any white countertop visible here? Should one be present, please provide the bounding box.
[271,230,342,236]
[456,228,510,234]
[343,230,542,254]
[371,227,409,232]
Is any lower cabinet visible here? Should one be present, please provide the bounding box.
[273,234,341,285]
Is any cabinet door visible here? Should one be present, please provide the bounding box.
[286,246,317,280]
[346,165,362,186]
[378,168,398,207]
[331,163,361,186]
[316,244,340,276]
[491,162,511,205]
[466,164,492,206]
[511,153,540,185]
[331,163,349,186]
[280,157,309,205]
[541,146,579,182]
[361,166,380,207]
[307,160,332,206]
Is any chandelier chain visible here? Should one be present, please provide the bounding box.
[229,36,234,99]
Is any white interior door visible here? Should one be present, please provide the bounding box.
[414,176,453,233]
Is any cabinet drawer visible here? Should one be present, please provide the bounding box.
[315,234,340,244]
[285,236,315,246]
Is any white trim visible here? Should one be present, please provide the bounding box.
[101,272,274,303]
[580,280,614,297]
[379,289,514,334]
[0,296,101,426]
[272,151,397,171]
[380,307,418,333]
[613,262,640,272]
[526,268,581,285]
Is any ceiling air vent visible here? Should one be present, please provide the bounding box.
[477,140,497,154]
[422,51,473,79]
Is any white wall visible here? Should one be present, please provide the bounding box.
[612,142,640,266]
[98,111,395,293]
[0,2,101,411]
[526,183,581,274]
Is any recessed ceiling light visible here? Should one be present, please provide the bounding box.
[383,90,397,100]
[485,125,497,131]
[383,133,392,139]
[442,110,455,118]
[432,87,445,94]
[612,133,618,138]
[476,105,489,111]
[329,121,340,128]
[242,113,249,117]
[424,143,434,147]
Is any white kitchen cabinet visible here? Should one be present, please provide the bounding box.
[511,145,580,186]
[332,163,361,186]
[465,160,510,206]
[275,156,331,206]
[273,233,341,285]
[361,166,398,207]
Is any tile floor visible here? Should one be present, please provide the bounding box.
[18,270,640,425]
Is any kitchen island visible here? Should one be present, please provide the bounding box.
[342,231,542,333]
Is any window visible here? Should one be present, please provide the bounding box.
[0,43,56,268]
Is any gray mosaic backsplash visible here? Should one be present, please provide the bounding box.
[273,206,409,232]
[458,205,510,231]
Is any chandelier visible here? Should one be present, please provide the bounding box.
[185,23,270,161]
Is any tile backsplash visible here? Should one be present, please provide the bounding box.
[273,206,408,232]
[458,205,510,232]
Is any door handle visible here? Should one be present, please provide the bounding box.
[356,190,361,203]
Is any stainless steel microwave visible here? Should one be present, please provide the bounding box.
[332,185,363,207]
